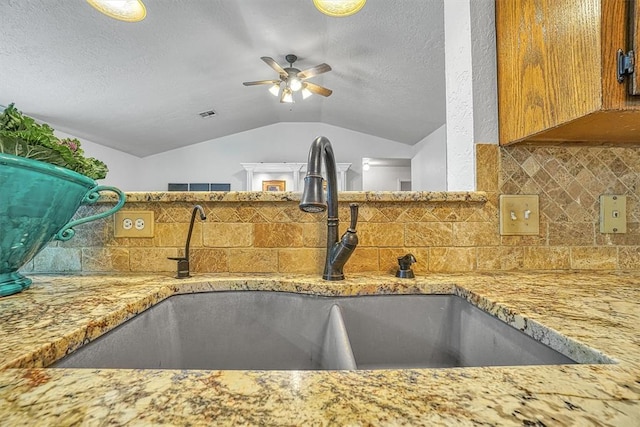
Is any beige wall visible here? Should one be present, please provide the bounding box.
[25,144,640,275]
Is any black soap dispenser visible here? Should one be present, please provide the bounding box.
[396,253,417,278]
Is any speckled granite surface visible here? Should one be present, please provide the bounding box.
[98,190,488,203]
[0,272,639,425]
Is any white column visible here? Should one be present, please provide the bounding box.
[290,164,305,191]
[337,163,352,191]
[444,0,475,191]
[240,163,256,190]
[470,0,498,146]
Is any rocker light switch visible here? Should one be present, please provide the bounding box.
[600,195,627,234]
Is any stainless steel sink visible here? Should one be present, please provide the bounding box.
[54,292,356,370]
[52,291,604,370]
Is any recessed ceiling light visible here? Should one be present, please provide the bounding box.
[86,0,147,22]
[313,0,366,17]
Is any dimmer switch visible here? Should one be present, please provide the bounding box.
[499,195,540,235]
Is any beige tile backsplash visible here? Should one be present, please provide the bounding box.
[34,144,640,274]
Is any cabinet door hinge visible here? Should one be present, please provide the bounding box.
[617,49,635,83]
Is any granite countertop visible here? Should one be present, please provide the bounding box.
[99,190,488,204]
[0,271,638,425]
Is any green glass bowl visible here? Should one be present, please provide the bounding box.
[0,153,126,297]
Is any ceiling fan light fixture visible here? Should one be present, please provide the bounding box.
[281,88,294,103]
[289,77,303,92]
[86,0,147,22]
[313,0,366,17]
[243,55,332,103]
[268,83,281,97]
[302,86,313,99]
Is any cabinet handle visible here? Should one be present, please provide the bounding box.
[617,49,634,84]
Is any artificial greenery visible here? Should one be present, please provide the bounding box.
[0,103,108,180]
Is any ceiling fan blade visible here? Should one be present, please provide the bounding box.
[261,57,288,77]
[304,82,332,97]
[297,63,332,80]
[243,79,280,86]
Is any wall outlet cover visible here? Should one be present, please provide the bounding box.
[114,211,154,238]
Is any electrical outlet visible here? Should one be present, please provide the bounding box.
[600,195,627,233]
[114,211,154,238]
[499,195,540,235]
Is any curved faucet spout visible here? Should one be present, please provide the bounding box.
[185,205,207,257]
[168,205,207,278]
[300,136,357,281]
[299,136,338,218]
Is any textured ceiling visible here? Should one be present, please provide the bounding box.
[0,0,445,157]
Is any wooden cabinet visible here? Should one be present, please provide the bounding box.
[496,0,640,145]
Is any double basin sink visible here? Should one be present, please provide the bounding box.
[53,291,609,370]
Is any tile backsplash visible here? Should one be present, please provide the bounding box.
[499,145,639,271]
[26,144,640,274]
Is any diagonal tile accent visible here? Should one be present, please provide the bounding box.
[501,146,640,227]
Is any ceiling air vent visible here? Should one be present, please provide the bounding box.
[198,109,216,118]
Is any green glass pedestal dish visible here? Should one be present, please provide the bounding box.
[0,153,126,297]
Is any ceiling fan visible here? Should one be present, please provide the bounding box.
[243,54,332,103]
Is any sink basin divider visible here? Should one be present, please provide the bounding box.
[321,304,358,370]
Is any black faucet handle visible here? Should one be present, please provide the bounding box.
[348,203,359,231]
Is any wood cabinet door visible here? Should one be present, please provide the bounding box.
[496,0,602,144]
[605,0,640,108]
[629,0,640,95]
[497,0,640,145]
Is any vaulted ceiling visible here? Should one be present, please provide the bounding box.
[0,0,445,157]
